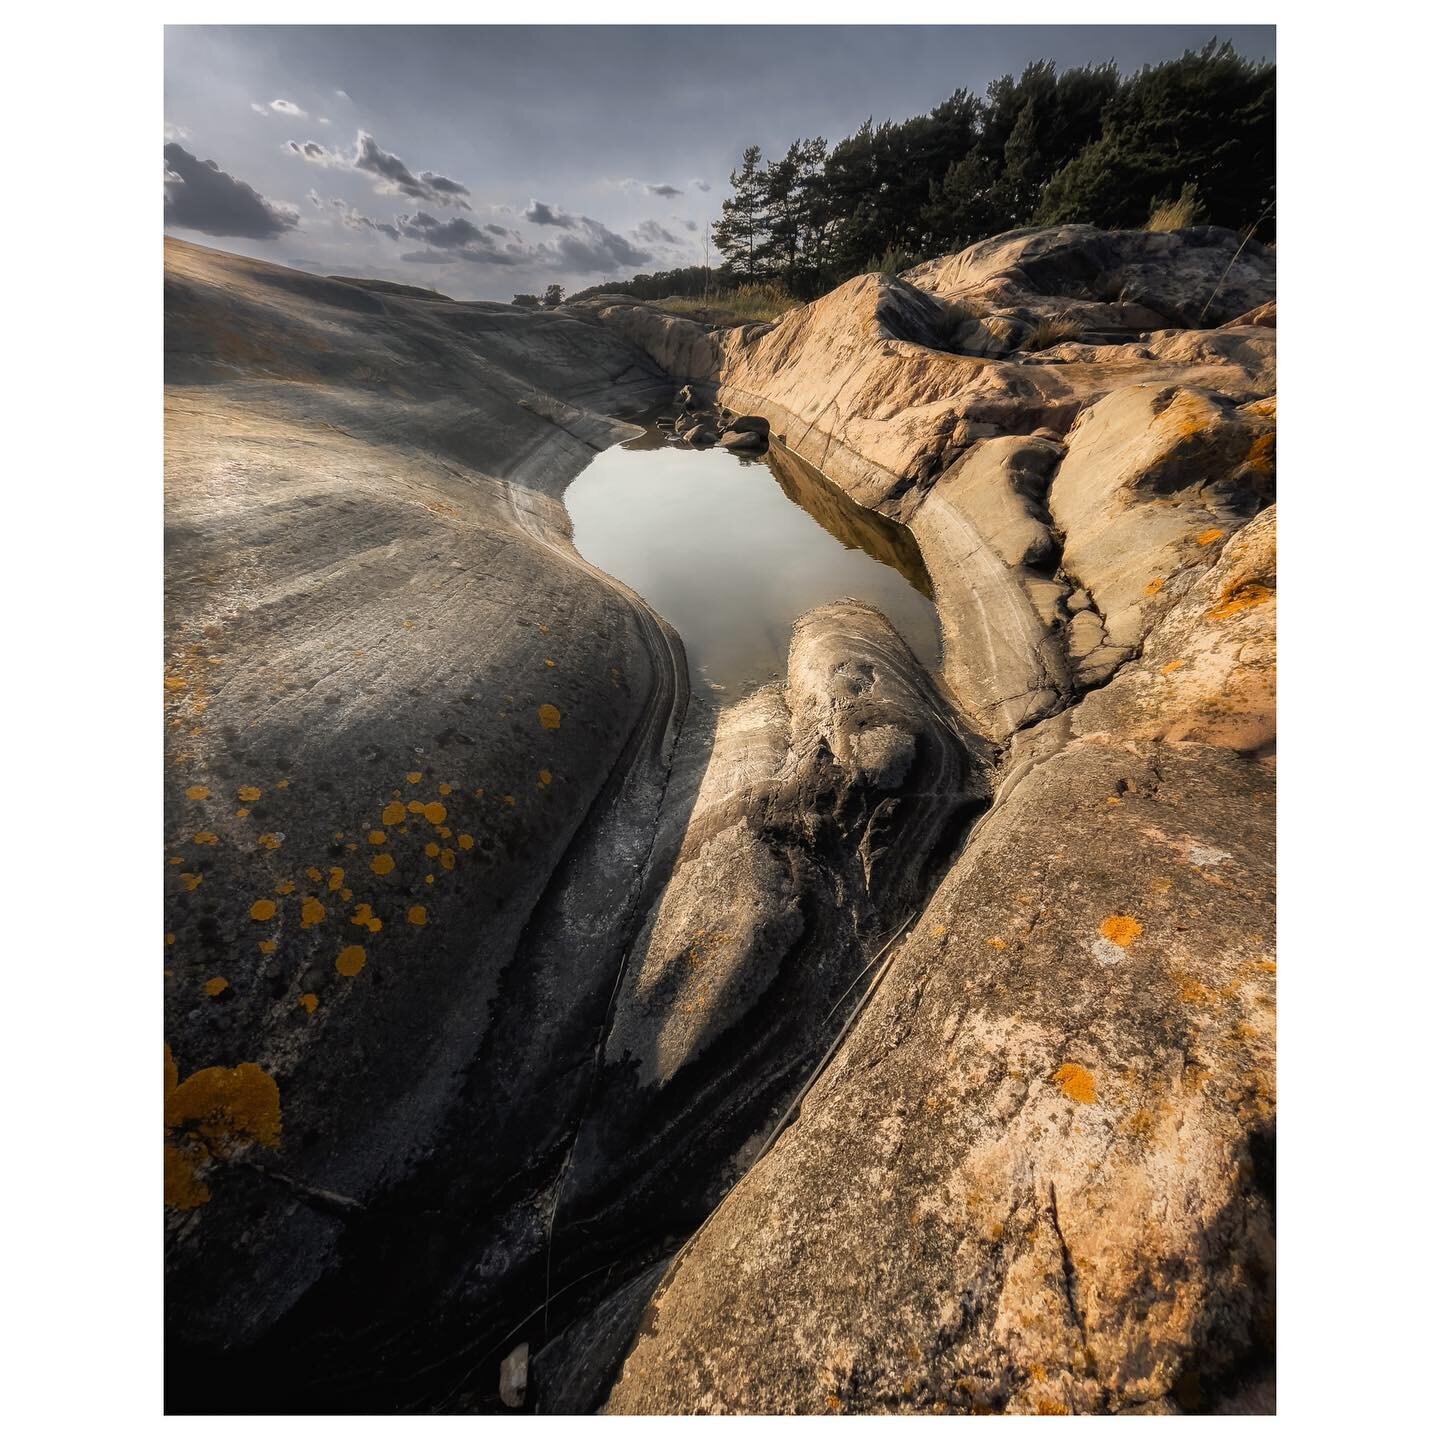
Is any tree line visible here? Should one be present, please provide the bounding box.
[567,40,1274,307]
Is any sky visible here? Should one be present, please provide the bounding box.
[164,24,1276,301]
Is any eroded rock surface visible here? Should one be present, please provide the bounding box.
[166,224,1276,1417]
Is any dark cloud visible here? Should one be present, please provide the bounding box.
[339,205,400,241]
[163,142,299,240]
[395,210,524,265]
[692,178,712,192]
[647,182,682,198]
[523,198,576,228]
[635,219,679,245]
[682,218,699,232]
[286,130,471,209]
[355,131,471,208]
[541,216,651,274]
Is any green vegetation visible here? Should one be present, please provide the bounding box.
[654,284,798,325]
[579,41,1273,306]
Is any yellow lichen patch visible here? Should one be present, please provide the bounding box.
[336,945,366,977]
[1053,1063,1097,1105]
[1245,431,1276,469]
[235,808,250,819]
[298,993,318,1014]
[438,826,452,839]
[1142,577,1166,597]
[180,872,203,891]
[327,867,344,892]
[406,771,423,784]
[987,937,1008,950]
[275,779,290,790]
[458,834,474,850]
[258,939,277,956]
[164,932,175,946]
[305,867,323,883]
[438,783,452,796]
[257,832,282,850]
[440,849,456,871]
[1178,976,1213,1005]
[1160,660,1185,675]
[425,874,435,885]
[340,888,353,901]
[169,856,184,865]
[538,704,562,730]
[370,853,395,876]
[381,802,406,826]
[1205,581,1274,623]
[249,898,277,921]
[236,785,262,803]
[193,831,218,845]
[824,1397,842,1413]
[1098,914,1143,948]
[929,925,947,940]
[407,905,428,926]
[164,1141,211,1210]
[407,800,426,815]
[1194,528,1226,546]
[203,977,229,997]
[350,903,377,928]
[274,879,295,895]
[368,829,387,846]
[538,770,552,787]
[1254,959,1277,974]
[423,802,447,824]
[299,897,326,928]
[425,841,441,859]
[544,658,555,668]
[166,1059,281,1153]
[165,676,189,691]
[502,794,516,807]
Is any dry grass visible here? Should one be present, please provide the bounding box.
[657,283,798,326]
[1146,183,1203,232]
[932,296,982,348]
[1022,313,1085,351]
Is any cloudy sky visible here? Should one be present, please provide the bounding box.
[164,24,1275,301]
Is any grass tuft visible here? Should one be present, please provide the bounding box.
[1146,182,1204,232]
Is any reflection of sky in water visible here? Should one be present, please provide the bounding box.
[565,423,940,694]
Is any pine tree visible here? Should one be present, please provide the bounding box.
[712,145,769,282]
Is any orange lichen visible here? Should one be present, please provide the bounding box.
[987,937,1008,950]
[1194,528,1226,546]
[164,676,189,691]
[164,932,175,946]
[193,831,218,845]
[1098,914,1143,948]
[300,897,325,928]
[458,834,474,850]
[180,872,203,891]
[164,1054,282,1209]
[327,867,344,892]
[235,808,250,819]
[440,849,455,871]
[1053,1063,1097,1104]
[370,853,395,876]
[306,866,323,883]
[438,783,452,796]
[1142,577,1165,597]
[275,779,290,790]
[258,939,277,956]
[368,829,387,846]
[407,800,426,815]
[1205,581,1274,622]
[538,770,552,787]
[257,832,283,851]
[336,945,366,977]
[423,802,447,824]
[249,898,277,921]
[406,771,423,784]
[502,794,516,807]
[1160,660,1185,674]
[381,802,406,826]
[298,993,318,1014]
[425,841,442,859]
[236,785,262,803]
[350,903,377,928]
[203,977,229,997]
[274,879,296,895]
[538,704,562,730]
[407,905,428,926]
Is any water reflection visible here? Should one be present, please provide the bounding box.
[565,414,940,694]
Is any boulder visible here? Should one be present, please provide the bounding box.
[719,427,768,453]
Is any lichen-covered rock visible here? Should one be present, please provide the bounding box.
[606,739,1275,1415]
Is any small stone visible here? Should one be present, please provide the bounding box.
[499,1341,529,1409]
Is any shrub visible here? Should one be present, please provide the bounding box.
[1022,313,1085,350]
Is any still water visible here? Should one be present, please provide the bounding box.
[565,416,940,694]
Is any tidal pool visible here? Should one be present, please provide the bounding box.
[565,416,940,694]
